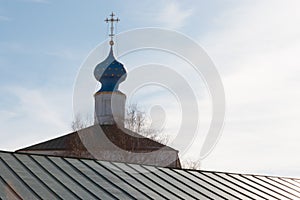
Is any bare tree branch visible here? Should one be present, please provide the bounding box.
[124,103,169,145]
[71,114,92,131]
[182,158,201,170]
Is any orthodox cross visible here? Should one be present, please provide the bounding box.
[105,12,120,46]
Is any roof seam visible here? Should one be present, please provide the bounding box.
[12,154,62,200]
[157,167,218,199]
[266,177,300,194]
[0,172,22,200]
[109,162,168,199]
[80,159,136,200]
[208,172,262,199]
[96,160,154,199]
[195,171,254,199]
[225,173,278,199]
[62,158,118,199]
[252,175,297,199]
[125,163,184,200]
[46,156,101,200]
[140,165,203,200]
[0,157,41,199]
[28,155,81,199]
[279,178,300,189]
[171,168,238,199]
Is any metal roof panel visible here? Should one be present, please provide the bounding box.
[1,151,300,200]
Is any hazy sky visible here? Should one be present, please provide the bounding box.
[1,0,300,178]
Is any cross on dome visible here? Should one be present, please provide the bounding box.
[104,12,120,46]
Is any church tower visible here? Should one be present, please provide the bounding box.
[17,13,181,168]
[94,13,127,126]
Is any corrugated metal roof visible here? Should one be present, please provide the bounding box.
[1,151,300,200]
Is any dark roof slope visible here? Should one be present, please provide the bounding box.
[17,125,176,153]
[1,151,300,200]
[16,125,181,168]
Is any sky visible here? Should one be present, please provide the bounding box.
[1,0,300,178]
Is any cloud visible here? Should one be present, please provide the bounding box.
[199,0,300,176]
[0,16,11,22]
[0,86,72,150]
[46,48,85,61]
[11,87,67,128]
[23,0,50,3]
[157,1,193,29]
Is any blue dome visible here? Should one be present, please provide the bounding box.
[94,47,127,92]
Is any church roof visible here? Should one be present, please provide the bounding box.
[1,151,300,199]
[16,125,180,168]
[17,125,175,152]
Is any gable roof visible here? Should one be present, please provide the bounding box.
[18,125,174,152]
[1,151,300,199]
[16,125,181,168]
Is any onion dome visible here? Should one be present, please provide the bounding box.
[94,47,127,92]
